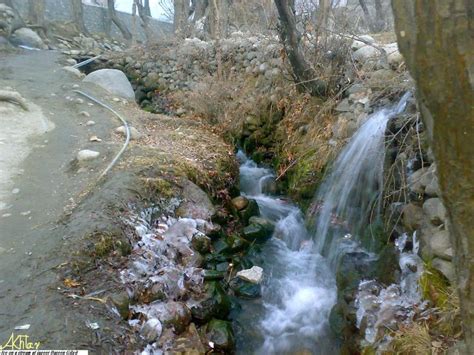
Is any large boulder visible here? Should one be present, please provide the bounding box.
[10,27,46,49]
[205,319,235,352]
[83,69,135,100]
[353,45,380,62]
[175,180,216,220]
[423,198,447,225]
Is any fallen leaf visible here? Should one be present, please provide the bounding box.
[64,278,81,288]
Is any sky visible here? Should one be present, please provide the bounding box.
[114,0,167,19]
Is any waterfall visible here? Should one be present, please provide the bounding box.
[311,93,411,264]
[235,93,411,354]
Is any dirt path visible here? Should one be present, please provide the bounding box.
[0,50,121,349]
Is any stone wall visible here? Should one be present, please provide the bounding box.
[13,0,172,41]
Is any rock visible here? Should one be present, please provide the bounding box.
[171,323,206,354]
[175,180,216,220]
[407,167,430,194]
[190,281,231,322]
[191,233,212,254]
[351,35,376,51]
[115,125,142,140]
[85,120,96,126]
[353,45,379,62]
[387,49,404,68]
[76,149,99,161]
[424,164,440,196]
[10,28,45,49]
[421,227,453,260]
[62,66,84,79]
[368,69,397,88]
[229,277,262,298]
[236,265,263,284]
[79,111,90,117]
[160,301,192,334]
[335,98,352,112]
[239,198,260,224]
[432,258,455,284]
[401,203,424,232]
[231,196,249,211]
[242,223,272,243]
[205,319,235,352]
[110,291,130,320]
[423,198,447,225]
[83,69,135,100]
[141,318,162,342]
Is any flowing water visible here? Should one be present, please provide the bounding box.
[235,93,411,354]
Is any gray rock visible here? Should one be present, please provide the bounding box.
[401,203,424,232]
[407,167,430,194]
[115,125,142,140]
[175,180,216,220]
[77,149,100,161]
[353,45,379,62]
[432,258,455,284]
[141,318,162,342]
[62,66,85,79]
[422,227,453,260]
[424,164,440,196]
[335,98,353,112]
[423,198,447,225]
[10,28,45,49]
[83,69,135,100]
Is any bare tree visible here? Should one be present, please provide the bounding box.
[28,0,45,27]
[208,0,229,38]
[71,0,89,35]
[144,0,151,16]
[392,0,474,352]
[135,0,154,43]
[274,0,326,96]
[107,0,132,40]
[173,0,190,37]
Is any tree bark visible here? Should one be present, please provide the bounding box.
[135,0,153,43]
[144,0,151,17]
[274,0,326,96]
[107,0,132,40]
[174,0,190,37]
[71,0,89,35]
[373,0,385,31]
[392,0,474,352]
[28,0,45,26]
[208,0,229,38]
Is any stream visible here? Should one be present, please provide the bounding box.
[234,93,411,354]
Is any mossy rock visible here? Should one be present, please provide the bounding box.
[229,277,261,299]
[242,223,273,243]
[238,198,260,224]
[190,281,231,323]
[204,319,235,352]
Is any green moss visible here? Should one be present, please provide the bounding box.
[88,231,131,258]
[419,261,450,308]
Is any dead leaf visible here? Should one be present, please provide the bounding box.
[63,278,81,288]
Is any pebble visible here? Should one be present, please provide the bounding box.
[75,98,84,104]
[77,149,100,161]
[89,135,102,142]
[115,126,142,140]
[86,120,96,126]
[112,97,121,102]
[2,213,12,218]
[72,84,80,89]
[20,211,31,216]
[79,111,90,117]
[87,103,94,106]
[11,188,20,194]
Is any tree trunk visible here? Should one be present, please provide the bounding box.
[274,0,326,96]
[71,0,89,35]
[174,0,190,38]
[316,0,331,33]
[28,0,45,26]
[208,0,229,38]
[392,1,474,352]
[144,0,151,17]
[107,0,132,40]
[373,0,385,31]
[358,0,375,32]
[192,0,208,23]
[135,0,153,43]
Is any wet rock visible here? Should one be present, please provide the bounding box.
[110,291,130,320]
[231,196,249,211]
[141,318,163,342]
[10,28,45,49]
[83,69,135,100]
[171,323,206,353]
[115,125,142,140]
[203,270,225,281]
[205,319,235,352]
[76,149,100,161]
[248,216,275,235]
[190,281,231,323]
[432,258,455,284]
[401,203,424,232]
[242,223,272,243]
[229,277,261,298]
[160,301,192,334]
[236,265,263,284]
[423,198,447,225]
[176,180,216,220]
[239,198,260,224]
[191,233,212,254]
